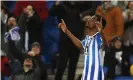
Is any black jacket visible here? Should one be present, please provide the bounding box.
[9,60,40,80]
[104,47,122,78]
[104,46,131,78]
[1,21,15,61]
[9,40,47,80]
[18,12,42,51]
[26,13,42,44]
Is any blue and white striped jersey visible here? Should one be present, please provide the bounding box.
[81,32,104,80]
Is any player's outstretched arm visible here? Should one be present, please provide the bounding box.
[58,19,83,49]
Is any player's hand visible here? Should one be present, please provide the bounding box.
[58,19,68,34]
[95,17,103,32]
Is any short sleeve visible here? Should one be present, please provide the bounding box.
[81,39,86,49]
[96,33,103,48]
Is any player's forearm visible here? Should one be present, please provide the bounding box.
[66,30,83,49]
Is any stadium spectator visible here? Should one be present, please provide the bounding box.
[5,16,20,43]
[123,1,133,47]
[28,42,48,80]
[9,56,41,80]
[13,1,48,56]
[1,2,10,60]
[3,16,21,61]
[14,1,48,21]
[18,5,41,51]
[104,37,123,79]
[1,2,14,57]
[96,1,124,44]
[122,1,133,76]
[104,36,132,79]
[9,40,48,80]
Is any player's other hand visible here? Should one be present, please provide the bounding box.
[95,17,103,32]
[58,19,68,34]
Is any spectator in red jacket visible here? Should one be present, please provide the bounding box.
[14,1,48,21]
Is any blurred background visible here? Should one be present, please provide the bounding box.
[1,1,133,80]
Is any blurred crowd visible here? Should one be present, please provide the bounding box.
[1,1,133,80]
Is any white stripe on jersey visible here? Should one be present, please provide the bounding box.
[102,69,104,80]
[86,38,93,80]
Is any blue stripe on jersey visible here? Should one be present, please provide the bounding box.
[97,33,102,49]
[90,39,95,80]
[84,54,89,80]
[98,69,101,80]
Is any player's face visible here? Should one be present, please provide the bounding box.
[86,16,98,29]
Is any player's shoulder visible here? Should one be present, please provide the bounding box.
[95,32,101,37]
[95,32,102,40]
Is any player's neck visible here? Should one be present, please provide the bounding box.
[87,28,98,36]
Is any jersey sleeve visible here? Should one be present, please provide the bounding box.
[96,33,103,48]
[81,39,86,49]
